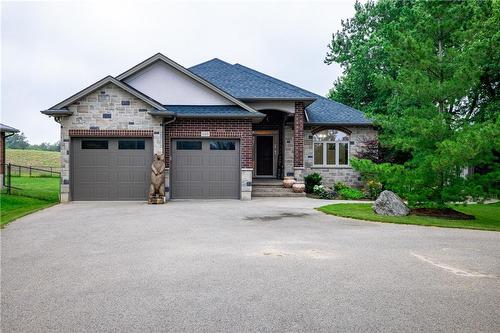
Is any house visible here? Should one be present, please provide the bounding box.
[42,53,376,202]
[0,123,20,188]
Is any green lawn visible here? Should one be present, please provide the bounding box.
[317,202,500,231]
[1,195,58,227]
[5,149,60,168]
[8,177,61,201]
[1,177,60,227]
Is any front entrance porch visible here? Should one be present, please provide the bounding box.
[252,110,289,180]
[251,103,305,184]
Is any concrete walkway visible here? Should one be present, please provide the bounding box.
[2,198,499,332]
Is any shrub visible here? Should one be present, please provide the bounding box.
[304,173,322,193]
[313,185,336,200]
[364,180,383,200]
[338,188,365,200]
[334,181,350,192]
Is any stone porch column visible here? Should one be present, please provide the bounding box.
[294,101,305,182]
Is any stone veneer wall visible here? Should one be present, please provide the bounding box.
[58,83,163,202]
[164,119,253,200]
[302,126,377,188]
[283,125,294,178]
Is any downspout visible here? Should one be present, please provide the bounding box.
[161,115,176,156]
[4,132,17,139]
[163,115,176,126]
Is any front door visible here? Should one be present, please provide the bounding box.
[255,135,275,177]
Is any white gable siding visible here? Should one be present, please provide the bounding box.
[124,61,233,106]
[246,101,295,113]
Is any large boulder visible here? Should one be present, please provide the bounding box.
[373,190,410,216]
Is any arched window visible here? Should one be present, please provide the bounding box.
[313,129,349,166]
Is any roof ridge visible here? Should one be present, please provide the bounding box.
[163,104,242,107]
[189,58,233,70]
[233,63,367,115]
[233,63,317,99]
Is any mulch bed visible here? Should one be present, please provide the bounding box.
[411,208,475,220]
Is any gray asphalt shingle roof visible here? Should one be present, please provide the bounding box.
[190,59,312,100]
[189,59,372,125]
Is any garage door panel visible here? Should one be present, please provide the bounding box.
[171,139,239,199]
[190,170,204,182]
[72,138,152,201]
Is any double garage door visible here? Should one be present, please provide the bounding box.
[71,138,240,200]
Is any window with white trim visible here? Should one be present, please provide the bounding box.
[313,130,349,166]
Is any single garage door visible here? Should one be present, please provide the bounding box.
[171,139,240,199]
[71,138,152,200]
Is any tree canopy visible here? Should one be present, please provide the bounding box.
[326,0,499,207]
[6,133,60,151]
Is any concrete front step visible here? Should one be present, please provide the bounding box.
[251,179,306,197]
[252,191,306,197]
[252,185,291,191]
[252,181,284,187]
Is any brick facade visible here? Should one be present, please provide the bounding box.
[294,102,304,168]
[69,129,154,137]
[164,119,253,168]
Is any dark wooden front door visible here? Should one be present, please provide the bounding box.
[256,136,274,176]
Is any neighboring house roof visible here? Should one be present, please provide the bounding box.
[42,76,166,115]
[190,59,372,125]
[0,123,20,133]
[116,53,261,115]
[163,105,263,119]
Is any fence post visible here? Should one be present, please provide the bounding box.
[18,165,21,177]
[30,166,32,177]
[7,163,11,195]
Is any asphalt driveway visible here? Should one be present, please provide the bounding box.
[2,198,499,332]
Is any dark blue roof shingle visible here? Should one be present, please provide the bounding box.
[190,59,312,100]
[190,59,372,125]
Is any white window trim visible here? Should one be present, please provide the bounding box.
[313,141,350,167]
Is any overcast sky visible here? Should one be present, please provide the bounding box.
[1,0,356,144]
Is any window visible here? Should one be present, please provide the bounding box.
[312,130,349,166]
[119,140,145,150]
[210,141,235,150]
[81,140,108,149]
[314,143,323,165]
[176,141,202,150]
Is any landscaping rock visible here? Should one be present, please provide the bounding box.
[373,190,410,216]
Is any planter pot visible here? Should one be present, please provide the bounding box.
[283,177,296,188]
[292,183,305,193]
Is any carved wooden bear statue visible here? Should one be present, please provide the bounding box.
[149,154,165,200]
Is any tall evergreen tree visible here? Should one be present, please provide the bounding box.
[326,0,499,207]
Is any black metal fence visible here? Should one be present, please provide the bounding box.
[3,163,60,178]
[2,163,60,201]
